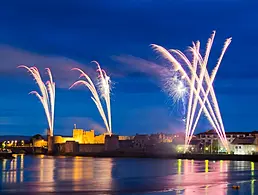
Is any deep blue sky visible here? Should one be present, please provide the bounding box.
[0,0,257,136]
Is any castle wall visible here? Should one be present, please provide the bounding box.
[79,144,105,153]
[54,136,74,144]
[65,141,79,153]
[105,135,119,151]
[83,130,95,144]
[54,143,65,153]
[73,129,95,144]
[52,129,107,154]
[73,129,84,143]
[94,134,107,144]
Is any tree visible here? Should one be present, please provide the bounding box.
[30,134,44,143]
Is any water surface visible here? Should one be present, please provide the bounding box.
[0,155,257,194]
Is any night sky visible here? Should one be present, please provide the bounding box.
[0,0,257,136]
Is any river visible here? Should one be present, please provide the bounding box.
[0,155,257,194]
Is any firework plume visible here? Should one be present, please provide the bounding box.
[70,61,112,136]
[18,66,55,136]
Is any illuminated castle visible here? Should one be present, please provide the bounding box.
[54,126,108,145]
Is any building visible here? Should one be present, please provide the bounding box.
[171,136,185,153]
[149,133,173,144]
[188,139,202,153]
[196,130,258,153]
[133,134,150,149]
[230,137,257,155]
[118,135,135,140]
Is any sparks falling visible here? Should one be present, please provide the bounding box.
[70,61,112,136]
[18,66,55,136]
[164,75,188,123]
[151,31,231,152]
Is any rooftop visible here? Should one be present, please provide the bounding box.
[231,137,256,145]
[196,130,258,135]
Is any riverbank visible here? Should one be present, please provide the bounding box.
[49,151,258,161]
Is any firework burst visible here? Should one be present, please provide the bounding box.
[152,31,231,152]
[163,74,188,124]
[18,66,55,136]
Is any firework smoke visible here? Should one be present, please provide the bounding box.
[70,61,112,136]
[18,66,55,136]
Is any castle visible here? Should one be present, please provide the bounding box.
[53,129,108,145]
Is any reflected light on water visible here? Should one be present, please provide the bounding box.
[205,160,209,173]
[251,179,255,195]
[36,155,55,192]
[39,156,54,183]
[73,156,83,181]
[1,155,24,184]
[220,160,223,174]
[177,159,181,175]
[1,159,6,183]
[191,160,194,173]
[70,157,113,191]
[72,156,84,191]
[251,162,255,195]
[178,160,228,195]
[20,154,24,182]
[251,161,255,177]
[85,157,94,179]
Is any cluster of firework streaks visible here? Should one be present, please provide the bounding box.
[70,61,112,136]
[152,31,231,152]
[18,65,55,136]
[163,74,188,123]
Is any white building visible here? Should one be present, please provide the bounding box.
[196,130,258,153]
[230,137,257,155]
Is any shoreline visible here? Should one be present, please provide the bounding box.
[41,151,258,162]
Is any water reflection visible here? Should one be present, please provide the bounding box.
[175,159,229,195]
[20,154,24,182]
[1,156,258,194]
[39,156,54,183]
[1,155,114,193]
[1,154,24,183]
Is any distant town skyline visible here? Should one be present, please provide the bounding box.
[0,1,258,135]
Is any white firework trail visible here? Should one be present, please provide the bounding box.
[70,61,112,136]
[18,66,55,136]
